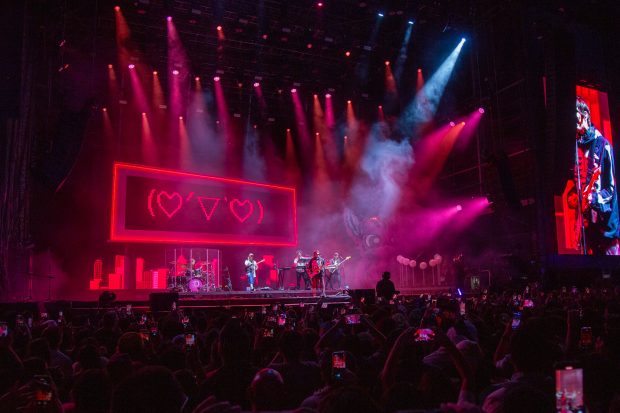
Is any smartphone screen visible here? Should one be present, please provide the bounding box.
[555,363,584,412]
[332,351,346,380]
[512,312,521,330]
[185,333,195,346]
[0,322,8,337]
[579,327,593,348]
[523,299,534,308]
[34,375,53,406]
[345,314,361,325]
[414,328,435,342]
[277,314,286,326]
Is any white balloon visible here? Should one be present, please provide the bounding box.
[396,256,402,264]
[403,258,410,266]
[420,262,428,270]
[409,260,417,268]
[434,253,441,260]
[429,259,436,267]
[436,256,443,264]
[397,255,403,260]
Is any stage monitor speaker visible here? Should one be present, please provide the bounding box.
[350,289,376,306]
[149,292,179,313]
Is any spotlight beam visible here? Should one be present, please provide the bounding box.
[399,38,466,135]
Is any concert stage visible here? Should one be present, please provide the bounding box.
[0,289,354,316]
[0,285,468,319]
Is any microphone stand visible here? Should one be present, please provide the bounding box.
[574,138,587,255]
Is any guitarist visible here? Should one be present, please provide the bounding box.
[306,250,327,297]
[244,253,262,291]
[326,252,351,290]
[575,96,619,255]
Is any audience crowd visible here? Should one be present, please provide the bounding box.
[1,280,620,413]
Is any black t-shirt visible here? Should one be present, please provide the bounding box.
[376,278,396,301]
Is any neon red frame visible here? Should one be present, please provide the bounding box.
[110,162,298,246]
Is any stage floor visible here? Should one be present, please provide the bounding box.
[1,286,457,313]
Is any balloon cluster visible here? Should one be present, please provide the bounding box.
[396,254,442,270]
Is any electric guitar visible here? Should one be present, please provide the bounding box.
[325,256,352,271]
[246,259,265,272]
[581,167,601,213]
[307,258,327,279]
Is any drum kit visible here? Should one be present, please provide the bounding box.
[168,258,217,293]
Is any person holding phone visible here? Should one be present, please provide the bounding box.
[483,323,557,412]
[267,330,323,409]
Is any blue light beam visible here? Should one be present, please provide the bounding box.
[398,38,466,135]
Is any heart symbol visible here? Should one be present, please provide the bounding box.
[229,199,254,223]
[157,191,183,218]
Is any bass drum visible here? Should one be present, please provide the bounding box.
[187,277,204,292]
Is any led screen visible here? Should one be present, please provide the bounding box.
[110,163,297,246]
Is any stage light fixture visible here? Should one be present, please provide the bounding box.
[214,76,220,81]
[254,82,260,87]
[307,43,313,49]
[291,88,297,93]
[102,107,107,112]
[345,51,351,57]
[378,12,384,17]
[378,105,382,109]
[408,20,414,25]
[461,37,466,43]
[450,121,456,127]
[195,76,200,81]
[478,107,485,114]
[325,93,331,98]
[417,68,422,72]
[172,70,179,75]
[216,25,222,31]
[456,205,463,211]
[114,6,120,12]
[347,100,351,104]
[142,112,146,116]
[166,16,172,22]
[128,64,135,69]
[384,60,390,66]
[179,116,183,120]
[107,64,113,69]
[317,2,323,7]
[153,70,158,75]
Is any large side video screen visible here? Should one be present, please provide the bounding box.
[555,86,617,255]
[110,163,297,246]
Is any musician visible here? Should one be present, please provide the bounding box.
[326,252,343,290]
[575,97,619,255]
[293,250,310,290]
[307,250,326,296]
[244,253,258,291]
